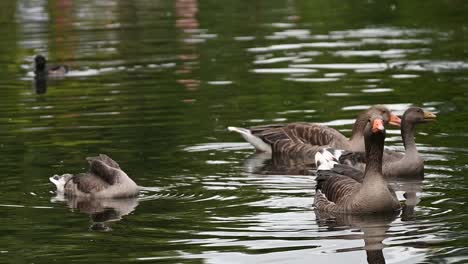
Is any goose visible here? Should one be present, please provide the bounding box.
[228,105,401,158]
[317,107,436,179]
[50,154,139,198]
[34,55,69,77]
[314,115,401,214]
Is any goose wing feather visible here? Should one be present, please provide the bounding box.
[315,173,361,212]
[336,149,406,176]
[251,123,348,147]
[383,149,405,161]
[86,154,121,169]
[327,164,365,183]
[88,159,119,185]
[70,173,109,194]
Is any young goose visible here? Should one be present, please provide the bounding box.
[50,154,139,198]
[34,55,69,77]
[317,107,437,179]
[314,116,401,214]
[228,105,401,157]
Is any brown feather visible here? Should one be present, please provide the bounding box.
[251,122,350,157]
[69,173,110,194]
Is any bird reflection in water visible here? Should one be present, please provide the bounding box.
[393,180,423,221]
[33,73,48,94]
[175,0,201,101]
[315,210,399,264]
[32,55,69,94]
[243,152,316,175]
[52,195,139,232]
[33,72,69,95]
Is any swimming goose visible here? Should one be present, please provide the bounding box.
[34,55,69,77]
[317,107,436,179]
[228,105,401,157]
[314,115,401,214]
[50,154,139,198]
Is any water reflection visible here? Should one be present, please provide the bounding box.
[248,23,468,86]
[52,195,139,232]
[244,152,315,176]
[2,0,467,263]
[51,0,75,63]
[393,180,423,221]
[33,73,47,94]
[316,211,399,264]
[175,0,201,94]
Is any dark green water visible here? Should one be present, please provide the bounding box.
[0,0,467,263]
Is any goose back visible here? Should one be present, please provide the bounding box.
[251,122,350,148]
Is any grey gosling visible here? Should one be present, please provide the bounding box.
[50,154,139,198]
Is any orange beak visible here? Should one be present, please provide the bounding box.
[389,113,401,127]
[372,119,385,133]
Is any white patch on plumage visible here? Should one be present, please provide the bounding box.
[315,151,337,171]
[332,149,343,160]
[322,148,344,161]
[321,148,336,161]
[228,126,272,153]
[49,174,72,193]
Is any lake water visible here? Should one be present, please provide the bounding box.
[0,0,467,263]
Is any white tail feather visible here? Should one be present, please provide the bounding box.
[329,148,344,161]
[315,150,338,171]
[49,174,71,193]
[228,126,272,153]
[321,149,336,162]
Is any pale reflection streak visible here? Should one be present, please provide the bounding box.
[175,0,201,95]
[53,0,75,64]
[248,26,468,88]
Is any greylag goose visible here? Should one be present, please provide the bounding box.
[314,115,401,214]
[34,55,69,77]
[50,154,139,198]
[228,105,401,157]
[317,107,436,179]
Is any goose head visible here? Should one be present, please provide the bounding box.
[366,105,401,127]
[364,115,386,139]
[402,107,437,124]
[351,105,399,144]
